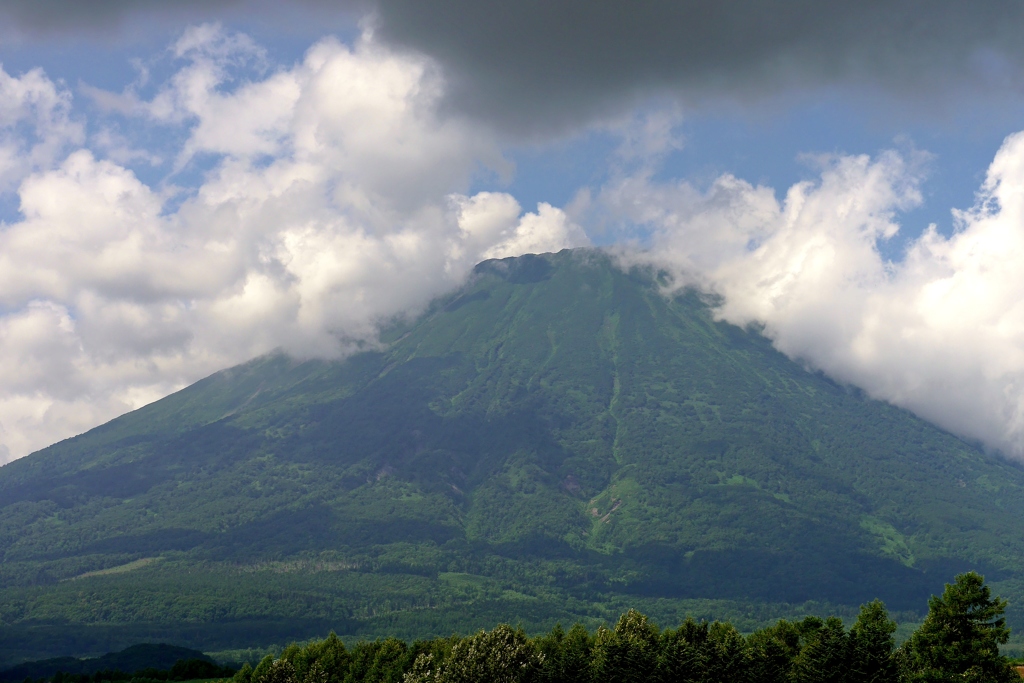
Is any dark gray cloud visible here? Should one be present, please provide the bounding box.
[0,0,238,34]
[369,0,1024,134]
[2,1,1023,135]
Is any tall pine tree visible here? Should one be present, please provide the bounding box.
[903,572,1017,682]
[848,600,897,683]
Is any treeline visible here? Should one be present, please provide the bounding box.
[20,572,1020,683]
[234,572,1019,683]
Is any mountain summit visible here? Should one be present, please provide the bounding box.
[2,249,1023,663]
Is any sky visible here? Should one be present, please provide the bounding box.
[2,1,1024,462]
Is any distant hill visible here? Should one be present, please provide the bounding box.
[0,644,212,682]
[3,249,1024,665]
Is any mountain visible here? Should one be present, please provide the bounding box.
[3,249,1024,666]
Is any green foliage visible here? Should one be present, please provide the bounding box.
[250,657,275,683]
[254,659,296,683]
[231,664,252,683]
[848,600,898,683]
[535,624,592,683]
[746,618,802,682]
[789,616,849,682]
[902,572,1017,682]
[593,610,659,683]
[5,250,1024,661]
[342,639,409,683]
[287,634,348,683]
[5,578,1019,683]
[209,579,999,683]
[405,625,541,683]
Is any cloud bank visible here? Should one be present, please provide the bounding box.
[608,134,1024,458]
[0,25,588,462]
[368,0,1024,134]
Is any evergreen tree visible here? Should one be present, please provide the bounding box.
[659,618,711,682]
[746,619,801,683]
[593,610,660,683]
[232,663,254,683]
[251,655,276,683]
[789,617,850,683]
[297,633,350,683]
[903,571,1017,682]
[847,600,897,683]
[342,639,408,683]
[536,623,593,683]
[703,622,749,683]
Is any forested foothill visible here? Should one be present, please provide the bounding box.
[7,573,1019,683]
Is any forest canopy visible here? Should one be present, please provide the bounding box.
[22,572,1006,683]
[225,573,1018,682]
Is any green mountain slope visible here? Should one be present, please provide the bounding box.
[2,249,1024,664]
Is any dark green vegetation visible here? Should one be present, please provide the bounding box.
[904,572,1016,681]
[7,573,1018,683]
[4,249,1024,664]
[0,644,227,683]
[227,574,1022,683]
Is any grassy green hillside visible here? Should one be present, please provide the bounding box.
[2,249,1024,665]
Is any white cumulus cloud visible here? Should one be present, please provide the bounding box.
[0,26,588,462]
[0,65,82,190]
[610,134,1024,458]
